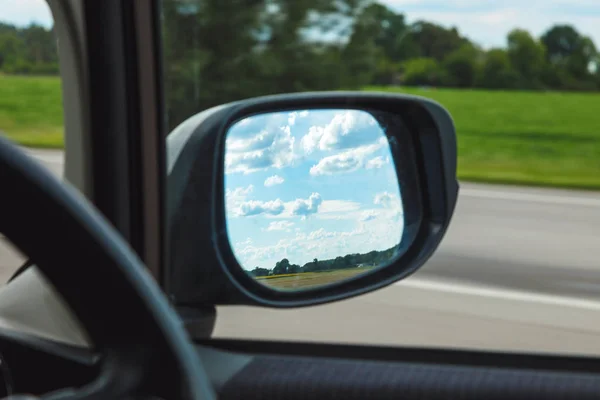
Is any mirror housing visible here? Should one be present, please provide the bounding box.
[167,92,458,308]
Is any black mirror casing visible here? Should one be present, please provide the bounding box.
[166,92,458,308]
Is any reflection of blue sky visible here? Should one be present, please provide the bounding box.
[224,109,404,270]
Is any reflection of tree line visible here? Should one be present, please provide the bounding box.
[249,245,398,277]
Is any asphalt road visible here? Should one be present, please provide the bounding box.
[3,149,600,355]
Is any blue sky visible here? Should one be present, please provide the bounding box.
[224,109,404,270]
[2,0,599,49]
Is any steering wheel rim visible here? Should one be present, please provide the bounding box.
[0,137,214,399]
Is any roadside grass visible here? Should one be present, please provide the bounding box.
[2,73,600,190]
[0,74,64,148]
[364,86,600,190]
[255,267,374,290]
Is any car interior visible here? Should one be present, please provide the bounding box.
[0,1,599,400]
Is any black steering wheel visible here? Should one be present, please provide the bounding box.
[0,136,214,399]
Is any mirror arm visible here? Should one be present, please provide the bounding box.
[176,305,216,339]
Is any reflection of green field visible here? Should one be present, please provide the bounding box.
[255,267,375,290]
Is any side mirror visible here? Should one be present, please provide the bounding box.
[167,92,458,308]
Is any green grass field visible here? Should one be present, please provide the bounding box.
[365,86,600,190]
[1,74,599,189]
[0,74,64,148]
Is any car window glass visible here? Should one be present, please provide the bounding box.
[159,0,600,356]
[0,0,62,284]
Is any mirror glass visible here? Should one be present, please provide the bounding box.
[224,108,404,291]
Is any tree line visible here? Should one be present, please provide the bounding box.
[250,245,397,277]
[161,0,600,130]
[0,22,58,75]
[2,1,599,131]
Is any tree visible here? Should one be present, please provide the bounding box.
[568,36,598,81]
[409,21,469,62]
[0,22,58,74]
[443,43,480,87]
[506,29,546,87]
[162,0,370,131]
[355,3,418,63]
[541,25,597,78]
[477,49,520,89]
[402,57,448,86]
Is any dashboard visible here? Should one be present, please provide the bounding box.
[0,352,12,397]
[0,327,98,396]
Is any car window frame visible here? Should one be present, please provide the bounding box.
[46,0,167,283]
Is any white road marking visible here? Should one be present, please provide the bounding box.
[460,188,600,208]
[398,278,600,310]
[32,156,62,164]
[25,149,600,207]
[27,153,63,164]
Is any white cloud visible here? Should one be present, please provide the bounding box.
[291,192,323,218]
[383,0,600,50]
[301,110,380,155]
[0,0,53,27]
[266,221,295,232]
[264,175,285,187]
[309,140,386,176]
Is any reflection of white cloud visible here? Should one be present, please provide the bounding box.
[288,112,298,126]
[226,184,254,211]
[266,221,294,232]
[237,199,285,216]
[225,125,296,174]
[374,191,403,215]
[374,192,395,208]
[310,151,361,175]
[287,110,310,126]
[360,210,379,222]
[226,184,254,199]
[309,139,386,176]
[233,217,403,269]
[264,175,285,187]
[301,110,380,154]
[237,193,329,220]
[319,200,362,214]
[365,156,388,169]
[235,237,253,247]
[291,192,323,218]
